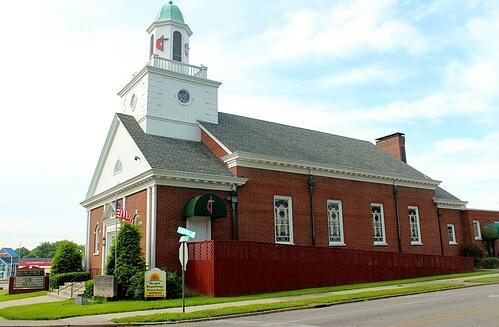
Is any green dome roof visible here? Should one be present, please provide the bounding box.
[156,1,185,24]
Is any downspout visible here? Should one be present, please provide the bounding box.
[437,208,444,256]
[392,181,402,252]
[308,175,316,247]
[230,188,238,240]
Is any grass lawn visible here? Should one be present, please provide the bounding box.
[0,290,48,302]
[465,276,499,283]
[0,270,495,320]
[114,283,464,323]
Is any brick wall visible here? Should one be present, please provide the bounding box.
[125,190,148,258]
[155,185,232,273]
[201,130,229,158]
[438,209,464,257]
[464,209,499,254]
[235,167,442,255]
[89,206,104,273]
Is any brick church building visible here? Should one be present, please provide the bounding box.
[82,2,499,295]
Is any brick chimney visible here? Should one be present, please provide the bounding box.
[375,132,407,163]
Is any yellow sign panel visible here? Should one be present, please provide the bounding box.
[144,268,166,298]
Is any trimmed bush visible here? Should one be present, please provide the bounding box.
[165,271,182,299]
[84,279,94,298]
[480,257,499,269]
[114,223,146,298]
[51,241,83,275]
[460,243,484,266]
[49,271,90,289]
[129,271,145,300]
[105,238,116,276]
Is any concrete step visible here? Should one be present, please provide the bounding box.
[53,282,86,299]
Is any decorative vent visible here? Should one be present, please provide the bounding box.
[114,159,123,175]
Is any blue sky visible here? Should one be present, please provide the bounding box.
[0,0,498,249]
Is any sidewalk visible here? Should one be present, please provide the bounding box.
[1,272,498,326]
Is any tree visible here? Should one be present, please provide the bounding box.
[114,223,146,298]
[51,241,83,274]
[29,241,62,258]
[15,247,30,258]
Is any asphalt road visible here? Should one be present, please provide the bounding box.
[176,284,499,327]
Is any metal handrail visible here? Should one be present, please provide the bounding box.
[57,280,85,298]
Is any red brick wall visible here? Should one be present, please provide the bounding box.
[235,167,442,255]
[89,206,104,273]
[201,130,229,158]
[438,209,464,257]
[126,190,148,258]
[155,186,232,273]
[464,209,499,255]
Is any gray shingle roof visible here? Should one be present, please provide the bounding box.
[117,114,233,177]
[435,186,463,202]
[201,113,435,182]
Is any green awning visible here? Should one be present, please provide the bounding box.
[483,223,499,240]
[183,193,227,218]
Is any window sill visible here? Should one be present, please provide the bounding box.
[93,252,99,256]
[411,242,423,246]
[329,243,346,247]
[449,242,458,245]
[276,241,294,245]
[475,238,482,241]
[374,242,388,246]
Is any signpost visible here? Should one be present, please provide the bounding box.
[177,226,195,313]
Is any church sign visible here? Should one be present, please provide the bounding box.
[144,268,166,298]
[13,267,45,290]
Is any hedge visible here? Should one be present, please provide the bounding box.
[49,271,90,289]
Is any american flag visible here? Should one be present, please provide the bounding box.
[115,203,133,223]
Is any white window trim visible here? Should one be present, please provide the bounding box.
[327,200,345,246]
[371,203,387,246]
[274,195,294,245]
[93,224,100,255]
[473,220,482,240]
[408,206,423,245]
[447,224,457,245]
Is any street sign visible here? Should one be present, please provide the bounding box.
[179,235,189,243]
[177,226,196,239]
[179,243,188,270]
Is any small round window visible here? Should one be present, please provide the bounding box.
[177,89,191,105]
[130,94,138,111]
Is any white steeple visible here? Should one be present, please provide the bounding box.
[146,1,192,64]
[117,2,221,142]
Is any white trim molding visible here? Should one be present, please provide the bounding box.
[198,124,233,156]
[433,197,468,210]
[222,151,441,190]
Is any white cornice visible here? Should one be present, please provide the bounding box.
[434,197,468,210]
[198,124,232,155]
[146,20,193,36]
[117,65,221,97]
[222,152,441,190]
[81,169,247,209]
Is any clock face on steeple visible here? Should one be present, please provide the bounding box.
[177,89,191,105]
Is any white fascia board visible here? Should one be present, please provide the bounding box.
[223,152,441,190]
[146,20,193,36]
[85,116,120,199]
[433,197,468,210]
[82,169,247,209]
[85,114,153,200]
[198,124,233,155]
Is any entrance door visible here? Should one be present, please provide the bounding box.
[186,216,211,241]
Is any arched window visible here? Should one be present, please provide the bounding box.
[94,225,100,254]
[173,31,182,62]
[149,34,154,57]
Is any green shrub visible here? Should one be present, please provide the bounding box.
[51,241,83,275]
[165,271,182,299]
[480,257,499,269]
[105,238,116,276]
[460,243,485,266]
[84,279,94,298]
[129,271,145,300]
[49,271,90,289]
[114,223,146,298]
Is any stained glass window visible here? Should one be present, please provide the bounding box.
[274,197,292,243]
[409,207,421,244]
[328,200,344,244]
[473,220,481,240]
[447,224,456,244]
[372,204,385,244]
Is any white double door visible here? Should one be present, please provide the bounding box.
[186,216,211,242]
